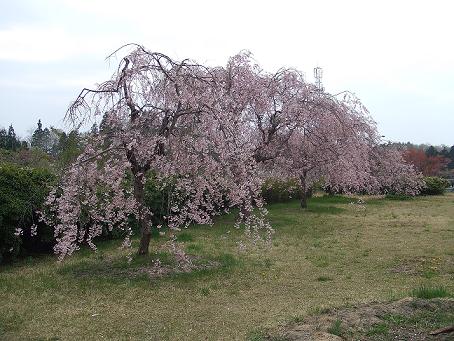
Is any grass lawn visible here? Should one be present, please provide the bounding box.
[1,193,453,340]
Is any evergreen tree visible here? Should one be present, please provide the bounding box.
[0,128,7,149]
[0,125,21,150]
[31,120,54,154]
[7,125,21,150]
[31,119,44,149]
[55,129,82,167]
[447,146,454,169]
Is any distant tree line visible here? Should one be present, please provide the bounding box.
[0,117,451,263]
[0,119,87,262]
[391,142,454,177]
[5,124,453,177]
[0,120,88,170]
[0,124,26,151]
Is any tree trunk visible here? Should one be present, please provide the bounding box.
[133,173,151,255]
[138,227,151,255]
[300,191,308,208]
[299,172,308,209]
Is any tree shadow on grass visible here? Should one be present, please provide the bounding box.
[310,195,358,205]
[306,204,346,214]
[57,251,237,285]
[268,196,348,216]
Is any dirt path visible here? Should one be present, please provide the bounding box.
[267,298,454,341]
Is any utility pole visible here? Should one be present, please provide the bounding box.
[314,67,324,92]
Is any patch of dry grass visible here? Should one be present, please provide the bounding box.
[1,194,453,340]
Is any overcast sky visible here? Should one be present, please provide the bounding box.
[0,0,453,144]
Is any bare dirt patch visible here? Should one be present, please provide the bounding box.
[266,298,454,341]
[389,256,444,276]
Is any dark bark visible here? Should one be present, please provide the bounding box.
[299,172,308,209]
[138,228,151,255]
[125,143,152,256]
[300,191,308,208]
[299,171,313,209]
[133,173,151,255]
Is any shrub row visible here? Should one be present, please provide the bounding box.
[261,178,302,204]
[421,176,450,195]
[0,167,182,263]
[1,169,450,263]
[0,164,56,263]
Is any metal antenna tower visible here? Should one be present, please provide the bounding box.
[314,66,324,92]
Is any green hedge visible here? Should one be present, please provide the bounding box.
[421,176,450,195]
[0,164,56,263]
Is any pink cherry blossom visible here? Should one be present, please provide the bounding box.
[42,45,422,259]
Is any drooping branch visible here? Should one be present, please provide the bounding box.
[44,45,422,260]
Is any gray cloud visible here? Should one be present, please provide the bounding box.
[0,0,453,144]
